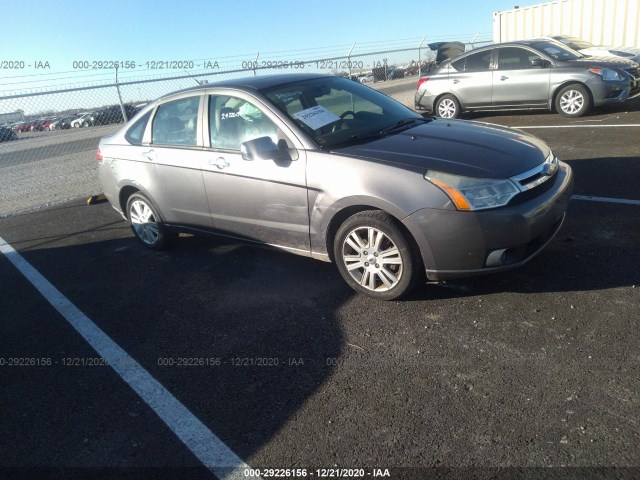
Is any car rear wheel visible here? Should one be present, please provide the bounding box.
[555,84,591,117]
[434,94,461,119]
[126,193,176,250]
[333,211,421,300]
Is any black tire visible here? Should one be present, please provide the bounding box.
[555,84,591,117]
[333,210,421,300]
[434,94,461,119]
[126,193,177,250]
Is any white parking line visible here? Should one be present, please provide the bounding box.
[572,195,640,206]
[514,124,640,129]
[0,235,259,480]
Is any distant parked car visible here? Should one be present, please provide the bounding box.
[71,112,92,128]
[49,118,63,130]
[12,121,29,132]
[30,119,49,131]
[17,121,34,132]
[415,39,639,118]
[551,35,640,64]
[58,115,80,129]
[0,126,18,142]
[387,69,405,80]
[359,74,374,83]
[92,105,137,126]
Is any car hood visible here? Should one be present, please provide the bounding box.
[566,55,638,70]
[581,46,640,57]
[332,119,551,178]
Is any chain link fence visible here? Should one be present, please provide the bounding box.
[0,36,491,217]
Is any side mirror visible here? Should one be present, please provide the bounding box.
[240,136,297,162]
[531,58,550,68]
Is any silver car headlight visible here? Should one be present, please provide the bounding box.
[425,171,520,211]
[588,67,624,81]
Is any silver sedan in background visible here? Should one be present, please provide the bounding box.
[98,74,573,300]
[415,39,639,118]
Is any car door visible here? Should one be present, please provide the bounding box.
[145,93,214,228]
[201,92,310,251]
[448,49,494,107]
[492,46,551,106]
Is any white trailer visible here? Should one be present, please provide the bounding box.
[493,0,640,48]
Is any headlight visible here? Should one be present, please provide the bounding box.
[588,67,624,81]
[425,171,520,211]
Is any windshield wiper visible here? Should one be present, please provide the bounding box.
[378,116,432,135]
[324,116,432,149]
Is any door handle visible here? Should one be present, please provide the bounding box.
[141,149,156,161]
[453,79,460,84]
[500,76,509,81]
[210,157,230,170]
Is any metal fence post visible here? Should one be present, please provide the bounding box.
[253,52,260,76]
[347,43,356,78]
[115,66,128,122]
[418,37,425,78]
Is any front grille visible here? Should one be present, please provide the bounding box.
[509,171,558,205]
[623,66,640,98]
[623,66,639,80]
[508,154,559,205]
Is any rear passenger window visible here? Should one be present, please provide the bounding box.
[451,58,465,72]
[464,51,492,71]
[152,96,199,146]
[125,111,151,145]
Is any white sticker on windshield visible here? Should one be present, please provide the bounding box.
[293,106,341,130]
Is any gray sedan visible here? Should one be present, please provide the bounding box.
[98,73,573,300]
[415,39,639,118]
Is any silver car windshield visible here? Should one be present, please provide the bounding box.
[555,36,596,50]
[531,40,584,60]
[261,76,423,148]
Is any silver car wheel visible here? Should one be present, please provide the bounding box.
[341,226,403,292]
[438,98,457,118]
[129,199,159,245]
[559,89,585,115]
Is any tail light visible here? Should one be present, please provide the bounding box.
[416,78,429,90]
[96,148,103,162]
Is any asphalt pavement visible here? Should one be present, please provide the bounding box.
[0,95,639,480]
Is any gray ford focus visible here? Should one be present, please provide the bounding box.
[98,73,573,300]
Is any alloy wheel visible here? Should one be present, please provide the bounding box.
[341,226,403,292]
[129,199,159,245]
[438,98,457,118]
[559,90,585,115]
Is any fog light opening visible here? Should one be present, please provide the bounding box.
[486,248,508,268]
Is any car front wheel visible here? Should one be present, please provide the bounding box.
[126,193,176,250]
[333,211,421,300]
[434,94,461,119]
[555,84,591,117]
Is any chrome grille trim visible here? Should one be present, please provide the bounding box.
[511,154,558,192]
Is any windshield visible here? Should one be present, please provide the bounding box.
[555,36,596,50]
[532,40,584,60]
[261,76,422,148]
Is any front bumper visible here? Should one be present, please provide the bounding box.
[403,161,574,281]
[589,77,633,106]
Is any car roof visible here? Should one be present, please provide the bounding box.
[157,73,335,101]
[445,39,565,60]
